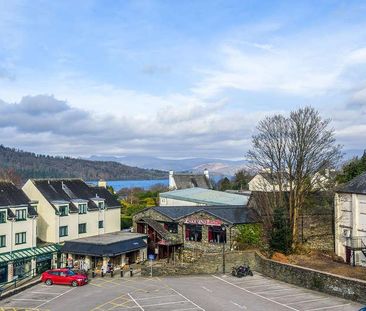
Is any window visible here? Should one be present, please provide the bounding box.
[98,202,105,210]
[98,220,104,229]
[78,223,87,234]
[0,235,5,247]
[59,205,68,216]
[208,226,226,243]
[163,222,178,233]
[59,226,68,237]
[78,203,87,214]
[15,209,27,221]
[15,232,26,245]
[0,211,6,223]
[185,224,202,242]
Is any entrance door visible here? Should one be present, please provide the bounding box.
[0,265,7,283]
[345,246,351,264]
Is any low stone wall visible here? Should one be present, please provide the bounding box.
[255,253,366,304]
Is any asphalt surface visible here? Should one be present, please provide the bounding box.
[0,273,364,311]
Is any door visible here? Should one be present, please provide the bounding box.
[345,246,351,264]
[59,270,70,284]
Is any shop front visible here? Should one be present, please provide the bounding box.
[36,253,53,274]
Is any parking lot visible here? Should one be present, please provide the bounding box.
[0,273,363,311]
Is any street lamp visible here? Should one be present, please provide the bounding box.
[221,224,227,274]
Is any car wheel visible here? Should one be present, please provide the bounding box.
[45,279,53,286]
[71,280,78,287]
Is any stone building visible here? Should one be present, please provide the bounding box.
[132,205,259,258]
[168,170,213,190]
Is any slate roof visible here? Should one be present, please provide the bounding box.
[60,232,147,257]
[160,187,248,206]
[31,179,120,210]
[0,181,31,207]
[172,173,212,189]
[336,171,366,195]
[137,205,259,225]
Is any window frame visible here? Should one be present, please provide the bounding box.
[15,232,26,245]
[15,209,27,221]
[78,223,87,234]
[59,205,69,217]
[98,220,104,229]
[208,226,227,243]
[185,224,202,242]
[0,211,6,223]
[78,203,87,214]
[59,226,68,237]
[0,235,6,247]
[98,202,105,210]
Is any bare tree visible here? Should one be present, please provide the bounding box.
[248,106,342,247]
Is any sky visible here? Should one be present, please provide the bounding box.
[0,0,366,160]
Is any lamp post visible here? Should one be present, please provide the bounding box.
[221,224,227,274]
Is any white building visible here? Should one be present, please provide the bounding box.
[168,170,212,190]
[334,172,366,266]
[249,172,290,192]
[0,181,58,283]
[22,179,121,244]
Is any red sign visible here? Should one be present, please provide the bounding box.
[184,218,222,226]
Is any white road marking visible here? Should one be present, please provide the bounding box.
[256,288,294,294]
[35,287,75,308]
[170,287,205,311]
[212,275,300,311]
[201,286,212,293]
[278,292,314,299]
[128,293,145,311]
[305,303,351,311]
[13,298,47,301]
[230,300,247,309]
[135,294,177,300]
[31,291,63,295]
[171,308,199,311]
[287,297,329,305]
[141,300,187,307]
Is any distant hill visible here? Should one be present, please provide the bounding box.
[89,155,248,176]
[0,145,167,181]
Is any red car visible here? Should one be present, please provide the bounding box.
[41,268,88,287]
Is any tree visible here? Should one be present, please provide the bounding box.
[218,177,232,191]
[248,107,342,248]
[232,169,252,190]
[336,150,366,184]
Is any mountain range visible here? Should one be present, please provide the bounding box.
[88,155,248,176]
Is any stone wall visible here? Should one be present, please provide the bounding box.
[255,253,366,304]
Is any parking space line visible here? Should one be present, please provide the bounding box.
[304,304,350,311]
[212,275,300,311]
[170,288,205,311]
[128,293,144,311]
[141,300,187,307]
[135,294,176,301]
[256,288,294,294]
[13,298,48,301]
[31,291,63,295]
[277,292,313,299]
[171,308,199,311]
[287,297,329,305]
[35,287,75,308]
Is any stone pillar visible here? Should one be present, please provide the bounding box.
[51,253,58,269]
[7,261,13,281]
[85,256,92,270]
[102,256,109,272]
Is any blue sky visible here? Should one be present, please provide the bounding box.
[0,0,366,159]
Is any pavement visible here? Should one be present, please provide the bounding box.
[0,273,364,311]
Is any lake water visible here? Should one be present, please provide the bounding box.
[88,179,169,192]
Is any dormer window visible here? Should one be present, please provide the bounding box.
[0,211,6,223]
[15,209,27,221]
[98,202,105,210]
[78,203,87,214]
[59,205,68,216]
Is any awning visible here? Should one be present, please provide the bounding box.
[0,245,59,264]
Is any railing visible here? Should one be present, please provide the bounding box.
[0,268,38,295]
[345,236,366,249]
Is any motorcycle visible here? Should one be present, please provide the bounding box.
[231,264,253,277]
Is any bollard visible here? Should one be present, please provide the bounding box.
[130,267,133,277]
[120,270,124,277]
[101,271,104,277]
[111,270,114,278]
[92,271,95,278]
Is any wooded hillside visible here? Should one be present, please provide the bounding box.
[0,145,166,181]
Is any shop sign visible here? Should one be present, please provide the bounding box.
[184,218,222,226]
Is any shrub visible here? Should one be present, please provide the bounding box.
[235,224,262,247]
[121,216,133,229]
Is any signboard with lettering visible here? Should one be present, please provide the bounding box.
[184,218,222,226]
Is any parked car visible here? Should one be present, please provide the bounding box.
[41,268,88,287]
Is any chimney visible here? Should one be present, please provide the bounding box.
[204,169,209,180]
[98,179,107,188]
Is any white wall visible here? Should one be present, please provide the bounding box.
[159,196,202,206]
